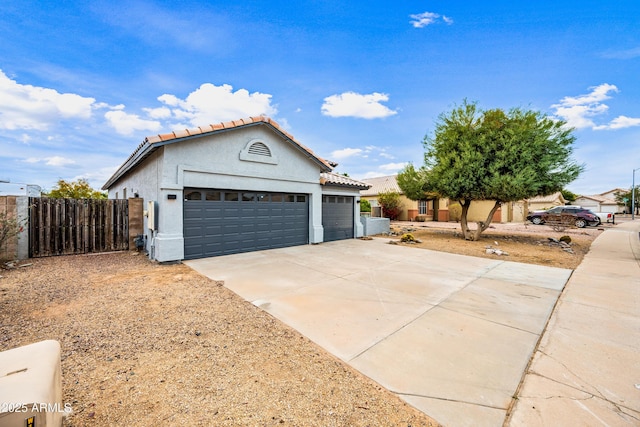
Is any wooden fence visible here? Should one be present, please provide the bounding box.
[29,197,129,257]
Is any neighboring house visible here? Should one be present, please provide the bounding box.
[102,116,369,262]
[598,188,626,201]
[527,192,566,212]
[0,181,42,197]
[574,192,622,214]
[451,192,564,224]
[359,175,441,221]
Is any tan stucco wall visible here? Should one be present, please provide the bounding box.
[528,200,562,211]
[447,200,506,223]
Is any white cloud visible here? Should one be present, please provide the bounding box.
[24,156,76,166]
[0,69,95,130]
[321,92,397,119]
[104,110,163,135]
[594,115,640,130]
[157,83,278,127]
[46,156,76,166]
[552,84,640,130]
[410,12,453,28]
[379,162,408,171]
[331,148,363,160]
[601,46,640,60]
[143,106,172,119]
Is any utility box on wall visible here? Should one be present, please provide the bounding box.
[0,340,64,427]
[147,200,157,231]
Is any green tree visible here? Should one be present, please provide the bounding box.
[359,198,372,213]
[561,189,578,203]
[414,100,583,240]
[45,179,107,199]
[377,191,402,220]
[397,164,431,201]
[615,187,639,214]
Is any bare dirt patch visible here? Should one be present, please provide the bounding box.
[1,253,438,427]
[388,221,606,270]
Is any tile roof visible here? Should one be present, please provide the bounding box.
[598,188,626,199]
[576,194,619,205]
[320,172,371,190]
[528,192,565,204]
[359,175,402,196]
[103,116,332,189]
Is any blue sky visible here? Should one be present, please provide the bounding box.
[1,0,639,195]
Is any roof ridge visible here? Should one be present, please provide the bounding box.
[103,116,332,189]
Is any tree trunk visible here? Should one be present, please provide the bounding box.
[459,199,473,240]
[472,200,501,241]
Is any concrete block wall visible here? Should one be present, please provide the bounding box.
[360,216,390,236]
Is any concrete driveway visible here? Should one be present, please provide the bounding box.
[186,238,572,427]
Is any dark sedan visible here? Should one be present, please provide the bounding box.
[526,206,600,228]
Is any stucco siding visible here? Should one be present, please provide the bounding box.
[107,148,163,232]
[162,127,320,188]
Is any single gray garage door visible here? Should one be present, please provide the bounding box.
[183,188,309,260]
[322,195,354,242]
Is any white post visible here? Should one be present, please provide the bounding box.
[633,168,638,220]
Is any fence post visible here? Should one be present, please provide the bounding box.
[128,198,144,249]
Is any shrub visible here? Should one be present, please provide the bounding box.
[378,191,402,220]
[400,233,416,243]
[0,211,22,261]
[359,199,371,213]
[559,235,572,243]
[448,202,462,222]
[415,215,427,222]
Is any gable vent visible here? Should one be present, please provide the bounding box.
[248,142,271,156]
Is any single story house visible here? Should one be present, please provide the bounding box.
[598,188,626,201]
[574,193,622,214]
[527,192,566,212]
[102,116,369,262]
[360,175,442,221]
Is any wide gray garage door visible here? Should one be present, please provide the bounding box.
[322,195,354,242]
[183,188,309,260]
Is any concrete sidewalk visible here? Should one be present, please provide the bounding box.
[507,221,640,426]
[186,238,572,427]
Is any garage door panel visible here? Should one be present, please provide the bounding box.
[184,188,309,259]
[322,195,354,242]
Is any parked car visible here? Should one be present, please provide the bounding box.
[526,206,600,228]
[593,211,615,223]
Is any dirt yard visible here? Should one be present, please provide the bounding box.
[0,253,438,427]
[388,220,606,270]
[0,220,606,426]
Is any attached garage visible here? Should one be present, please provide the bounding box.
[322,195,354,242]
[103,116,370,262]
[183,188,308,259]
[320,172,370,243]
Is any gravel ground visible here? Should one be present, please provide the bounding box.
[389,220,607,269]
[1,252,439,426]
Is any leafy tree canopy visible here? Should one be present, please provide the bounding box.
[45,179,107,199]
[615,187,639,213]
[561,189,578,203]
[403,100,583,240]
[396,164,431,201]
